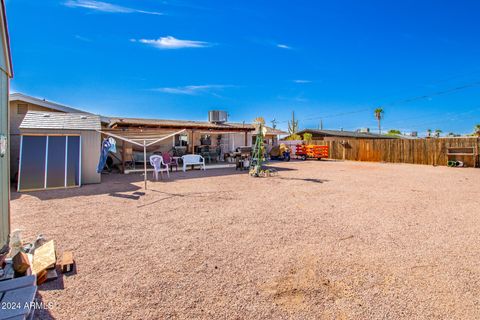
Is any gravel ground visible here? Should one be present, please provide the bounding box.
[10,160,480,319]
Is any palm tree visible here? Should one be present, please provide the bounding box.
[426,129,432,138]
[374,108,384,134]
[475,124,480,136]
[434,129,442,138]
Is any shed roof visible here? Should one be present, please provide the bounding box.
[296,129,397,139]
[20,111,101,131]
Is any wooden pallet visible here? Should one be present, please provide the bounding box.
[447,146,478,167]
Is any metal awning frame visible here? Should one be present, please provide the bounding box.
[97,129,187,190]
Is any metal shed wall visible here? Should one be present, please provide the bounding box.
[20,129,101,184]
[0,69,9,248]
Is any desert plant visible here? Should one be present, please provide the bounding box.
[303,132,313,143]
[285,133,302,141]
[374,108,384,134]
[288,111,299,135]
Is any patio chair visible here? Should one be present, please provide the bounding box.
[162,153,179,172]
[149,155,169,180]
[181,154,206,172]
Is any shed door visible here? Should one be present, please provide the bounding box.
[18,136,47,190]
[18,135,81,191]
[66,136,81,187]
[46,136,66,188]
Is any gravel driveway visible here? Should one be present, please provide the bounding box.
[10,160,480,319]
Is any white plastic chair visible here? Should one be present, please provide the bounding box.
[149,155,169,180]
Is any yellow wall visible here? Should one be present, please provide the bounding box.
[9,101,66,181]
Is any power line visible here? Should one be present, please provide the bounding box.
[385,81,480,106]
[274,80,480,126]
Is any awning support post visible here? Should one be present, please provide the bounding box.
[143,140,147,190]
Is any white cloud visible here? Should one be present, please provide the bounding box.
[277,44,292,49]
[75,35,91,42]
[293,80,312,84]
[64,0,162,15]
[153,85,232,95]
[133,36,211,49]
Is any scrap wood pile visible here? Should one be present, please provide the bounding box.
[0,231,75,286]
[295,144,329,160]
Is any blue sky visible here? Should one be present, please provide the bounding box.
[6,0,480,135]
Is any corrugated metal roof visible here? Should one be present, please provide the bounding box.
[109,117,288,135]
[11,93,90,113]
[110,117,253,130]
[297,129,397,139]
[20,111,101,131]
[10,93,111,123]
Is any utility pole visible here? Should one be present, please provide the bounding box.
[270,119,278,129]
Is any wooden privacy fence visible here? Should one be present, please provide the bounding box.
[309,138,480,167]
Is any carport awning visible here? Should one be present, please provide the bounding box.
[97,129,187,147]
[97,129,187,190]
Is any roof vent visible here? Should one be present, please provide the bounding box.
[208,110,228,124]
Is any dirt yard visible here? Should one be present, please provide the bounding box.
[10,160,480,319]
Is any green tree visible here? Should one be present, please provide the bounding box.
[285,134,302,141]
[434,129,442,138]
[426,129,432,137]
[374,108,384,134]
[474,124,480,136]
[288,111,299,135]
[387,129,401,135]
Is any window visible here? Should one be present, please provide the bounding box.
[17,103,28,114]
[175,134,188,147]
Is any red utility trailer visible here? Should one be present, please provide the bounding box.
[295,144,329,161]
